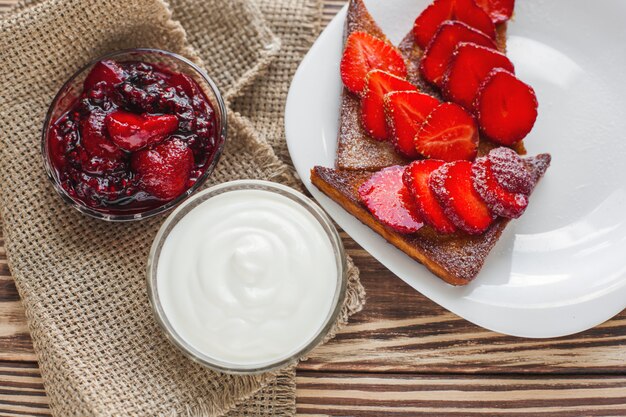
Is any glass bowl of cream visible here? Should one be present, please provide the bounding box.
[147,180,347,374]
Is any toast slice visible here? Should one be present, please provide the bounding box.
[336,0,523,171]
[311,153,551,285]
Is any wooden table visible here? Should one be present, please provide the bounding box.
[2,1,626,415]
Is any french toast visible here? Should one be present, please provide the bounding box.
[336,0,522,171]
[313,0,550,285]
[312,153,550,285]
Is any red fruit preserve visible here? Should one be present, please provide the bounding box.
[47,60,220,215]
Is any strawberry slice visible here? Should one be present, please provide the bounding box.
[84,60,127,91]
[361,70,417,141]
[475,0,515,24]
[105,111,179,152]
[340,31,407,95]
[472,156,528,218]
[487,147,533,194]
[131,138,194,200]
[80,111,124,160]
[169,72,199,97]
[403,160,456,233]
[442,42,514,111]
[415,102,478,162]
[420,21,497,87]
[475,68,538,146]
[383,91,440,158]
[413,0,496,49]
[430,160,494,234]
[358,165,424,234]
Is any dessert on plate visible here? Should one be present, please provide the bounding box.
[311,0,551,285]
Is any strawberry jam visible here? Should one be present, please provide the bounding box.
[47,60,220,215]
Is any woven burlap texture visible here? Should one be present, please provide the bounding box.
[230,0,321,165]
[0,0,365,416]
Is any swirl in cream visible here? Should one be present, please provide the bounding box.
[157,189,338,366]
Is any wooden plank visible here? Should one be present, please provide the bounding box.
[0,0,15,12]
[0,237,36,362]
[0,362,51,417]
[4,362,626,417]
[297,372,626,416]
[0,299,35,362]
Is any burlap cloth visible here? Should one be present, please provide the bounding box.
[0,0,365,415]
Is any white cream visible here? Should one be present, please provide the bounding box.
[156,189,338,367]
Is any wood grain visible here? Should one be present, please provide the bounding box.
[0,362,50,417]
[2,0,626,416]
[297,372,626,416]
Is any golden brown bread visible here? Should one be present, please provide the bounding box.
[336,0,523,171]
[311,154,551,285]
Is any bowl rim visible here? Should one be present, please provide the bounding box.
[41,47,228,222]
[146,179,348,375]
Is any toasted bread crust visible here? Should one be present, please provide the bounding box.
[311,154,551,285]
[344,0,386,39]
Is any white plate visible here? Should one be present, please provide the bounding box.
[285,0,626,338]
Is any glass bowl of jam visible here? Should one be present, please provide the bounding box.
[42,48,227,221]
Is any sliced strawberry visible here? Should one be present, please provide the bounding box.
[131,138,194,200]
[84,60,127,91]
[168,72,199,97]
[358,165,424,234]
[487,147,532,194]
[403,160,456,233]
[475,68,538,146]
[420,21,497,87]
[80,111,124,160]
[361,70,417,141]
[475,0,515,24]
[340,31,407,95]
[105,111,179,152]
[472,156,528,218]
[383,91,440,158]
[415,102,478,162]
[413,0,496,49]
[429,161,494,234]
[442,42,514,111]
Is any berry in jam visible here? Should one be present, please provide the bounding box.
[47,59,220,215]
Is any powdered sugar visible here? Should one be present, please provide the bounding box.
[472,156,529,219]
[358,165,424,234]
[488,147,533,194]
[336,92,408,170]
[428,162,452,200]
[524,153,552,186]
